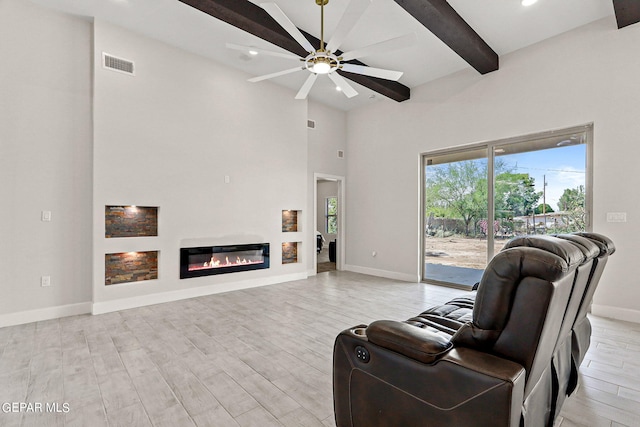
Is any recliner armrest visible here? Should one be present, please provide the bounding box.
[334,328,526,427]
[366,320,453,364]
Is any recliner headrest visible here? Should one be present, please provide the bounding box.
[573,232,616,256]
[503,235,587,268]
[551,234,600,261]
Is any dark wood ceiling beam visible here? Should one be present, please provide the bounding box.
[612,0,640,29]
[178,0,411,102]
[393,0,498,75]
[179,0,308,57]
[335,58,410,102]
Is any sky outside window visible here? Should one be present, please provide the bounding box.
[496,144,585,211]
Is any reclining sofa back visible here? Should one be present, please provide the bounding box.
[502,234,600,421]
[415,232,613,383]
[570,232,615,367]
[453,238,586,426]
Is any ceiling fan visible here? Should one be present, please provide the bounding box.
[227,0,416,99]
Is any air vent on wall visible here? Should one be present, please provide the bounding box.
[103,53,135,75]
[337,150,345,159]
[307,119,316,129]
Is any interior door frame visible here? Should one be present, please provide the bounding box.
[314,173,346,273]
[419,123,593,285]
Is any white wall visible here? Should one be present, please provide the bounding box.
[346,17,640,321]
[0,0,93,325]
[306,101,347,271]
[92,21,309,313]
[307,101,348,178]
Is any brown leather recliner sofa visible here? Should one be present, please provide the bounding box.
[333,233,614,427]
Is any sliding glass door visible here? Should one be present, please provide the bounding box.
[423,125,592,288]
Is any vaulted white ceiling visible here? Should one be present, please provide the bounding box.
[29,0,615,110]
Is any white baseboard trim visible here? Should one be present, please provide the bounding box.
[92,272,308,315]
[343,264,418,283]
[0,302,92,328]
[591,304,640,324]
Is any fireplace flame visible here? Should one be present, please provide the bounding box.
[201,255,259,270]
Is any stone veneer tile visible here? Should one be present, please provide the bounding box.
[282,210,298,232]
[105,251,158,285]
[106,206,158,238]
[282,242,298,264]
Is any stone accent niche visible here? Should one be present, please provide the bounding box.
[282,210,300,232]
[105,251,159,285]
[105,206,158,238]
[282,242,300,264]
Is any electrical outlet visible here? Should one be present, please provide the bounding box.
[606,212,627,223]
[41,276,51,287]
[41,211,52,222]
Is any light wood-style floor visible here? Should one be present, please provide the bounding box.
[0,271,638,426]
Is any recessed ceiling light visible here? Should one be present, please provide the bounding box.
[521,0,538,6]
[335,86,342,92]
[248,50,259,56]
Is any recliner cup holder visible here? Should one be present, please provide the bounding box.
[351,327,367,337]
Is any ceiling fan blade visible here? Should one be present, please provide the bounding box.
[248,66,305,82]
[226,43,302,61]
[340,63,403,81]
[341,33,417,61]
[295,73,318,99]
[260,3,315,53]
[325,0,371,54]
[328,72,358,98]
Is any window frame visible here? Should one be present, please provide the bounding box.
[420,123,593,286]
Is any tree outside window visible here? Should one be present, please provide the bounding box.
[326,197,338,234]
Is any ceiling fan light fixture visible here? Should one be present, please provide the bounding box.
[312,61,331,74]
[305,53,338,75]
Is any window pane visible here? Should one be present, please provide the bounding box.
[327,216,337,234]
[494,139,586,246]
[327,197,338,215]
[424,153,488,288]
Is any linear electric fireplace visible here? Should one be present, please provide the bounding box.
[180,243,270,279]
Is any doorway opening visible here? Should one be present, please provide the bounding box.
[314,173,345,274]
[422,124,592,288]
